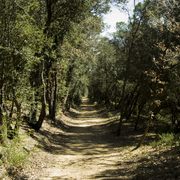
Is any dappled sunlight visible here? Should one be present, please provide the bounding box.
[23,99,179,180]
[62,114,116,127]
[41,152,126,179]
[2,0,179,178]
[61,104,114,128]
[26,100,141,179]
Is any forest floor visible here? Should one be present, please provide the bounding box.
[10,98,180,179]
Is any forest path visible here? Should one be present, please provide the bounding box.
[21,98,179,180]
[24,98,137,179]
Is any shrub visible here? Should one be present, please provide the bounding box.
[1,137,28,168]
[151,133,180,147]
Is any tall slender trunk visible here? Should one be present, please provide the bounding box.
[135,111,153,149]
[30,90,38,122]
[9,99,14,118]
[49,71,57,121]
[47,77,53,118]
[0,86,3,126]
[134,101,146,131]
[51,71,57,121]
[121,3,149,101]
[126,91,140,120]
[62,88,70,113]
[117,84,139,135]
[62,62,75,112]
[0,58,4,142]
[134,0,136,8]
[33,63,47,131]
[14,97,21,136]
[0,86,4,143]
[33,98,46,131]
[0,58,4,126]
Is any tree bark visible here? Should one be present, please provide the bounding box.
[32,63,47,131]
[49,71,57,121]
[134,101,146,131]
[134,111,153,149]
[14,98,21,136]
[0,86,3,126]
[33,98,46,131]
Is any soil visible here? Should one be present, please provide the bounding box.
[13,98,180,179]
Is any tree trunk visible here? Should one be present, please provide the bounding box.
[0,87,3,126]
[62,87,70,113]
[0,82,4,142]
[51,71,57,121]
[33,98,46,131]
[49,71,57,121]
[135,111,153,149]
[126,92,140,120]
[0,60,4,127]
[14,98,21,136]
[30,91,38,122]
[32,63,47,131]
[116,116,123,136]
[9,99,15,118]
[134,102,145,131]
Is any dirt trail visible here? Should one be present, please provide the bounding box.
[21,98,180,180]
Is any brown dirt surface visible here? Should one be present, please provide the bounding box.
[13,98,180,180]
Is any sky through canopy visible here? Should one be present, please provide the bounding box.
[102,0,144,37]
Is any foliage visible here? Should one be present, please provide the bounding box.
[150,133,180,147]
[0,0,113,140]
[1,137,28,168]
[0,0,179,151]
[88,0,180,146]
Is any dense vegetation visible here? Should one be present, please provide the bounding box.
[0,0,179,149]
[0,0,110,141]
[89,0,180,147]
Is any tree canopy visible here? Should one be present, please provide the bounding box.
[0,0,179,148]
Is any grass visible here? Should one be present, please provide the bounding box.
[1,136,29,169]
[150,133,180,147]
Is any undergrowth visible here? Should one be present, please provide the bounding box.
[150,133,180,147]
[0,136,29,172]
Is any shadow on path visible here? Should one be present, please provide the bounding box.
[33,98,143,156]
[26,98,180,179]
